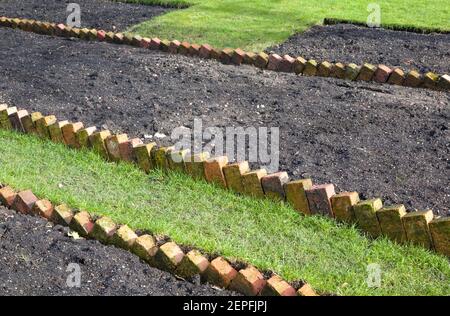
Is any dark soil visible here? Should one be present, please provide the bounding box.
[0,28,449,216]
[0,0,171,31]
[267,24,450,75]
[0,206,237,296]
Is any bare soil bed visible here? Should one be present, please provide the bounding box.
[0,0,171,31]
[267,24,450,75]
[0,206,236,296]
[0,28,449,216]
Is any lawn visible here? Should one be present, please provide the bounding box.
[0,130,449,296]
[125,0,450,51]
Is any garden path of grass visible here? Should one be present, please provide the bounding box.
[0,130,449,296]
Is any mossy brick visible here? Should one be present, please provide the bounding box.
[9,109,28,132]
[201,257,238,288]
[119,138,143,162]
[76,126,97,148]
[254,52,269,69]
[90,216,117,244]
[422,72,439,89]
[11,18,21,28]
[149,37,161,50]
[293,56,307,74]
[32,199,54,219]
[345,63,361,80]
[278,55,295,72]
[242,169,267,198]
[134,143,157,173]
[140,37,151,48]
[48,120,69,143]
[12,190,38,214]
[122,33,134,45]
[152,146,175,170]
[89,130,112,160]
[70,28,81,38]
[176,249,210,279]
[303,59,318,76]
[330,191,360,223]
[159,39,170,52]
[70,211,94,238]
[267,54,283,71]
[317,61,333,77]
[105,31,115,42]
[261,172,289,201]
[169,40,181,53]
[353,198,383,238]
[357,63,377,81]
[167,148,190,172]
[51,204,74,226]
[387,68,405,85]
[230,266,266,296]
[35,115,57,139]
[260,275,296,296]
[155,242,185,273]
[111,225,138,250]
[79,28,91,40]
[330,62,346,79]
[437,74,450,91]
[402,210,434,249]
[243,52,256,65]
[305,184,335,217]
[88,29,98,40]
[188,44,201,56]
[179,41,191,55]
[232,48,246,65]
[131,234,158,265]
[0,106,17,130]
[97,30,106,41]
[204,156,229,188]
[429,217,450,257]
[220,48,234,64]
[404,70,422,87]
[297,283,318,296]
[376,204,407,244]
[209,48,221,60]
[199,44,212,58]
[374,65,392,83]
[223,161,250,194]
[62,122,84,148]
[113,33,124,44]
[0,186,16,207]
[131,35,143,47]
[284,179,313,215]
[185,152,210,179]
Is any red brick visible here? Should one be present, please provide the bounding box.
[12,190,38,214]
[131,234,158,265]
[140,37,151,48]
[119,138,143,162]
[32,199,54,219]
[297,283,318,296]
[149,37,161,50]
[90,216,117,244]
[305,184,335,217]
[199,44,212,58]
[201,257,238,288]
[0,186,17,207]
[220,48,234,64]
[204,156,229,188]
[62,122,84,148]
[176,249,210,279]
[9,109,28,132]
[260,275,296,296]
[222,162,250,194]
[55,23,65,36]
[97,30,106,41]
[51,204,74,226]
[70,211,94,237]
[278,55,295,72]
[232,48,246,65]
[178,41,191,55]
[242,169,267,198]
[111,225,138,250]
[229,266,266,296]
[209,48,221,60]
[155,242,185,273]
[261,172,289,201]
[189,44,201,56]
[284,179,313,215]
[169,40,181,54]
[106,134,129,162]
[374,64,392,83]
[330,191,360,222]
[267,54,283,71]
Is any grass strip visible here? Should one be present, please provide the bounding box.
[0,129,449,296]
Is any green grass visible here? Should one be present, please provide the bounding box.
[0,129,449,296]
[125,0,450,51]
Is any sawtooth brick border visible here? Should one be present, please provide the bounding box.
[0,184,319,296]
[1,101,450,257]
[0,16,448,92]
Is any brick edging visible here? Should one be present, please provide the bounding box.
[1,103,449,258]
[0,16,449,92]
[0,184,318,296]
